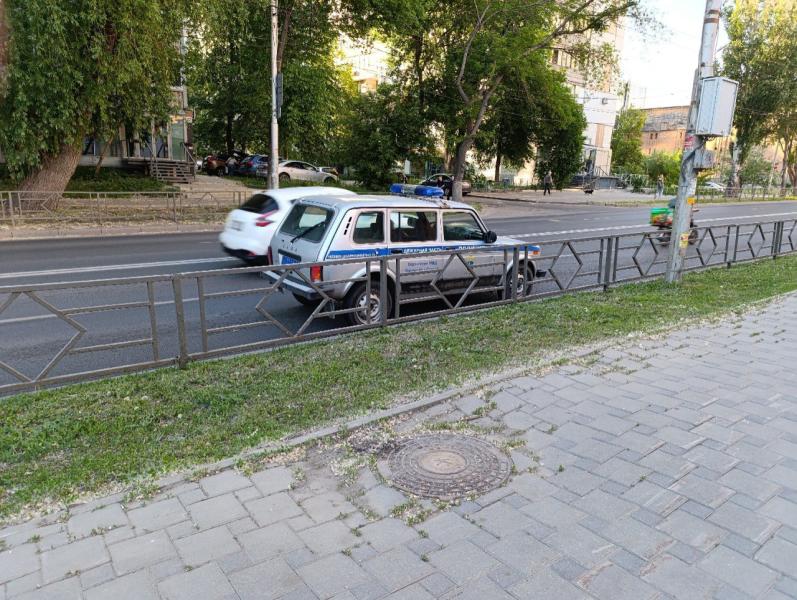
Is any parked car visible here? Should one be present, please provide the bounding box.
[236,154,269,177]
[421,173,472,196]
[277,161,339,184]
[264,185,542,324]
[703,181,726,192]
[202,151,245,176]
[219,186,356,265]
[319,167,340,178]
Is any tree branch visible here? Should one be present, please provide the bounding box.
[456,1,491,105]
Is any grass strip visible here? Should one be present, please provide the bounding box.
[2,256,797,520]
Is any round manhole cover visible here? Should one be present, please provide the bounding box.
[378,434,512,500]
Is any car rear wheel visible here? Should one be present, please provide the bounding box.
[344,281,392,326]
[504,262,534,299]
[323,177,335,184]
[279,173,290,182]
[214,167,225,176]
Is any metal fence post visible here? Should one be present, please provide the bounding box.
[602,236,615,291]
[379,256,388,326]
[171,276,190,368]
[773,221,784,258]
[511,247,520,301]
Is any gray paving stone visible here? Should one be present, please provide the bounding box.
[0,544,39,585]
[683,446,739,474]
[485,532,559,574]
[363,546,434,592]
[545,524,616,568]
[471,502,534,538]
[296,553,371,599]
[245,491,303,527]
[127,498,187,532]
[249,465,294,497]
[79,563,115,591]
[199,470,252,497]
[238,521,305,562]
[146,557,184,581]
[358,518,416,553]
[298,520,358,556]
[576,563,660,600]
[639,449,697,481]
[719,468,781,503]
[5,571,40,597]
[692,422,745,446]
[549,466,604,496]
[13,577,82,600]
[174,525,241,567]
[759,496,797,529]
[572,489,635,522]
[756,537,797,575]
[601,515,674,561]
[108,530,176,575]
[708,502,780,545]
[593,458,650,487]
[40,536,109,584]
[188,493,248,530]
[418,512,479,547]
[655,426,706,450]
[428,539,501,585]
[361,486,406,518]
[158,563,237,600]
[662,502,726,553]
[301,491,357,524]
[84,570,158,600]
[508,569,590,599]
[641,553,723,600]
[667,541,703,565]
[67,504,128,538]
[420,572,455,596]
[699,546,778,598]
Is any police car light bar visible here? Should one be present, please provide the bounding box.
[389,183,444,198]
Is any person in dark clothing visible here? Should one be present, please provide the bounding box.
[543,170,554,196]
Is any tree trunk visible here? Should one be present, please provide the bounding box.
[94,140,109,177]
[17,142,82,201]
[0,0,8,91]
[781,138,791,196]
[451,138,472,202]
[225,112,233,155]
[494,152,502,183]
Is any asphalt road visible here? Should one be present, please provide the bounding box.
[1,201,796,393]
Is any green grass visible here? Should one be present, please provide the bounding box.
[2,256,797,520]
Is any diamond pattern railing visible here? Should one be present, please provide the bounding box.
[2,218,796,395]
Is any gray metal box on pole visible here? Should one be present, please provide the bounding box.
[696,77,738,137]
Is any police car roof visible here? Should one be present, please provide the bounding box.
[297,193,473,211]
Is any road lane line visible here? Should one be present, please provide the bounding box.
[0,297,202,325]
[0,257,236,280]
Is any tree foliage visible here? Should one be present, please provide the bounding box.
[340,83,433,188]
[645,150,681,185]
[0,0,189,190]
[722,0,797,177]
[611,108,646,173]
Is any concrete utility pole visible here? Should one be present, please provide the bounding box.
[269,0,279,190]
[665,0,723,283]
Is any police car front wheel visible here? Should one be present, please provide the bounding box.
[505,262,534,299]
[345,282,393,326]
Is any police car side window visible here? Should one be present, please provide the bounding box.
[390,211,437,243]
[443,211,484,241]
[353,211,384,244]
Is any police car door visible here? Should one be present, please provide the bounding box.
[440,209,494,291]
[388,209,443,293]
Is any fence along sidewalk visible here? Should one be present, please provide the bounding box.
[0,190,250,236]
[0,218,795,395]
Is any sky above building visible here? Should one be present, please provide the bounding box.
[621,0,729,109]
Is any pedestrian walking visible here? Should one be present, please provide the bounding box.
[543,170,554,196]
[655,174,664,199]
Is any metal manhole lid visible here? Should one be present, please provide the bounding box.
[378,433,512,501]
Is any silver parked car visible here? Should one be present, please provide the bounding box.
[264,186,541,324]
[278,160,338,184]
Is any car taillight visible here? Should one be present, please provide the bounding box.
[310,265,323,282]
[255,210,277,228]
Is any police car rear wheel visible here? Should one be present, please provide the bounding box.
[293,294,322,308]
[506,262,534,299]
[345,282,392,326]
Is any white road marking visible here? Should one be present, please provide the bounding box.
[0,257,236,280]
[0,297,201,325]
[512,210,797,239]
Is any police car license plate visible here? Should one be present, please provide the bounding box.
[230,220,243,231]
[280,253,299,265]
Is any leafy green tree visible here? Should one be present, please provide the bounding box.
[379,0,641,200]
[611,108,646,173]
[186,0,355,163]
[340,83,433,188]
[0,0,189,192]
[533,89,587,190]
[722,0,797,185]
[645,151,681,185]
[737,147,773,186]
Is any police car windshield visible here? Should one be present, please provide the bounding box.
[281,204,333,243]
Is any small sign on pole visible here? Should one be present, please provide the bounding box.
[275,73,283,120]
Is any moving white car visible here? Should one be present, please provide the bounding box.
[219,186,355,264]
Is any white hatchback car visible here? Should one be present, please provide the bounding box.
[219,186,355,264]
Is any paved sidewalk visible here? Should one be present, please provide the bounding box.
[2,297,797,599]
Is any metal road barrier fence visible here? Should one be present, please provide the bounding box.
[1,218,795,395]
[0,190,250,236]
